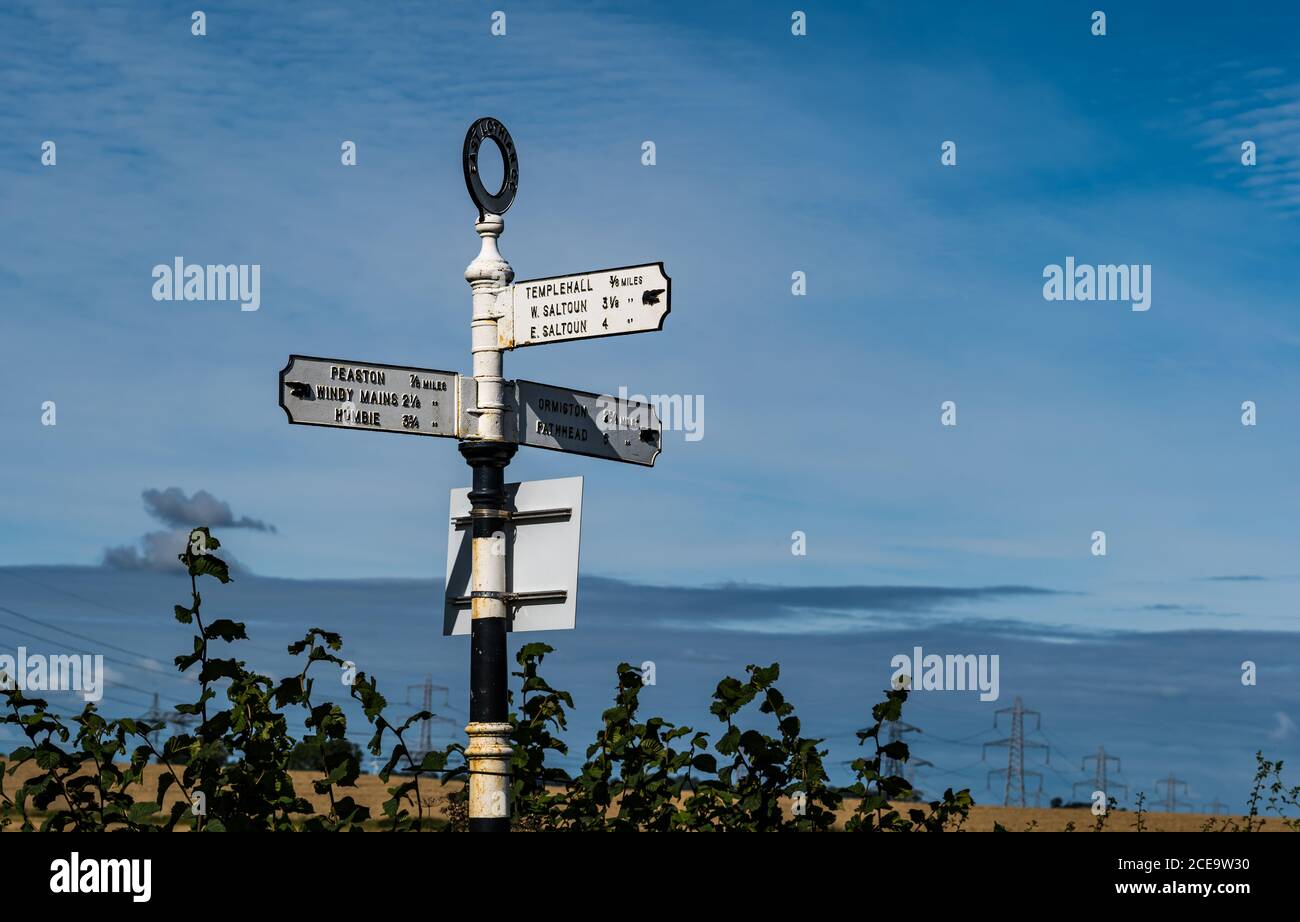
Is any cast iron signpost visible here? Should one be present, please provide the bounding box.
[278,117,669,832]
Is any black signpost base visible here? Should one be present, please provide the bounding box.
[459,438,517,832]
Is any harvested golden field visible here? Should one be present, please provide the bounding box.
[4,762,1293,831]
[940,804,1291,832]
[0,763,462,827]
[817,800,1291,831]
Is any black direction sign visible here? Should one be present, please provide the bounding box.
[511,380,661,466]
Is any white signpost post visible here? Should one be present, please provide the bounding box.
[277,117,671,832]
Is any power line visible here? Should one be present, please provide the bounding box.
[0,570,151,620]
[0,587,292,666]
[1044,761,1078,785]
[0,630,188,701]
[0,600,196,691]
[0,582,447,716]
[924,759,988,779]
[923,726,997,746]
[1031,727,1076,767]
[0,594,323,701]
[0,602,167,663]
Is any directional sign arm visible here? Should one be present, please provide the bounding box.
[498,262,670,349]
[509,380,662,467]
[279,355,464,438]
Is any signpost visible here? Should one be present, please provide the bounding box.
[496,263,670,349]
[277,116,670,832]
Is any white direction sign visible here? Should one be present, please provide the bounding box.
[279,355,462,438]
[511,380,662,467]
[498,262,670,349]
[444,476,583,635]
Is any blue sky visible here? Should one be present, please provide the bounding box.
[1,2,1299,807]
[3,0,1298,627]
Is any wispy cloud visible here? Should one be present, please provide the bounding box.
[1137,603,1240,618]
[1186,65,1300,210]
[1270,711,1296,741]
[583,577,1061,635]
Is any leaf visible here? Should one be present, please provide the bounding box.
[129,801,161,824]
[419,750,449,772]
[189,553,231,584]
[515,642,554,664]
[198,658,243,683]
[204,619,248,642]
[691,754,718,774]
[273,676,305,707]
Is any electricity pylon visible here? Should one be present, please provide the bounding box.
[142,691,193,749]
[843,718,932,798]
[882,719,926,779]
[1155,774,1192,812]
[406,677,452,758]
[1073,745,1127,805]
[882,719,932,797]
[982,697,1049,806]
